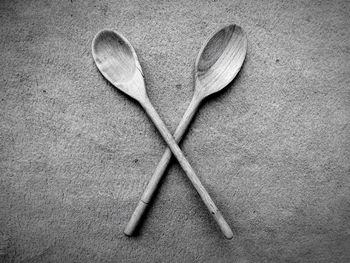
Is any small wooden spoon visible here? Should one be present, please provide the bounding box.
[124,24,247,236]
[92,29,234,238]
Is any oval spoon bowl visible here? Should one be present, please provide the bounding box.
[195,24,247,98]
[92,30,146,102]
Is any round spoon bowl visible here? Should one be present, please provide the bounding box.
[92,30,146,102]
[92,30,136,83]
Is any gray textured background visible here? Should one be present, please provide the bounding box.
[0,0,349,262]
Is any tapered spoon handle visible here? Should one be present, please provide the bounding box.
[125,96,233,239]
[124,96,201,236]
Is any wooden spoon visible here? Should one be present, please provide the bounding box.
[124,24,247,236]
[92,29,234,239]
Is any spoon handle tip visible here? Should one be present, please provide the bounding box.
[213,210,234,239]
[124,200,148,236]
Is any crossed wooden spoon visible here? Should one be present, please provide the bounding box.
[92,24,247,239]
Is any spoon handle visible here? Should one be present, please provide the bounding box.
[126,96,233,239]
[124,96,200,236]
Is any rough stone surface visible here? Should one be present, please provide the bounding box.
[0,0,349,262]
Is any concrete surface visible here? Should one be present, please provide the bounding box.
[0,0,349,262]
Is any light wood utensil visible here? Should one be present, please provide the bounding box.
[124,24,247,237]
[92,29,235,239]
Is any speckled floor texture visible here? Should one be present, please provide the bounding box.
[0,0,349,262]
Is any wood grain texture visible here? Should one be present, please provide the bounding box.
[92,30,233,238]
[92,30,147,103]
[195,25,247,99]
[124,24,247,236]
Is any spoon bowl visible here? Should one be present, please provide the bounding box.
[92,30,146,102]
[194,24,247,99]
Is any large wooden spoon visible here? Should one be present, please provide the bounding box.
[92,29,234,238]
[124,24,247,236]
